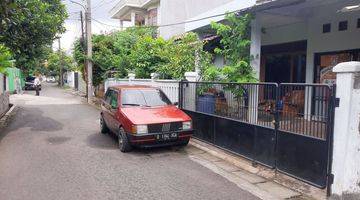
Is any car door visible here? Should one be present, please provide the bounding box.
[108,90,120,133]
[102,89,113,130]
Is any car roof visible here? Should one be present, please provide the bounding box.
[109,85,158,90]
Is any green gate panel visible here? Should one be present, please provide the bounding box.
[5,67,22,92]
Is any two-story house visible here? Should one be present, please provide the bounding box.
[109,0,236,39]
[110,0,160,29]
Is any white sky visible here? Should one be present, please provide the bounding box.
[55,0,121,53]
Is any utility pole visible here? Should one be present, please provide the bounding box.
[80,11,85,44]
[58,38,64,87]
[85,0,93,103]
[80,11,88,98]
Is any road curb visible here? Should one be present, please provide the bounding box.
[189,139,264,174]
[0,104,17,130]
[189,138,324,200]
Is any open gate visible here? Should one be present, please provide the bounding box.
[179,81,335,188]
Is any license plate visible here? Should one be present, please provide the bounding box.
[155,133,178,141]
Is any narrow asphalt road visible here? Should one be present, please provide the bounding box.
[0,83,259,200]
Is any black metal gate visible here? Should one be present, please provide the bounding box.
[74,72,79,90]
[179,81,335,188]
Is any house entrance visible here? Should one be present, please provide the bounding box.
[261,41,307,83]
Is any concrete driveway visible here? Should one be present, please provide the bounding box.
[0,83,259,200]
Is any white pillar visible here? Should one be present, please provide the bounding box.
[128,73,135,83]
[185,72,199,82]
[144,15,149,26]
[249,17,261,123]
[130,12,136,27]
[150,73,158,82]
[0,74,4,94]
[331,61,360,199]
[120,20,124,31]
[250,17,261,80]
[184,72,199,111]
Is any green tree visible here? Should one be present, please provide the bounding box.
[0,44,13,73]
[72,28,211,85]
[129,36,167,78]
[0,0,67,72]
[205,13,256,83]
[73,27,156,86]
[45,51,74,78]
[157,32,212,79]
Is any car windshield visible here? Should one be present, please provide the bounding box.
[121,89,172,107]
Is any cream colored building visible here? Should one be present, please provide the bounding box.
[110,0,236,39]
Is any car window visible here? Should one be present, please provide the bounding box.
[110,91,118,108]
[121,89,171,107]
[104,90,113,104]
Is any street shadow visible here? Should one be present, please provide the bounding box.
[86,133,118,150]
[132,145,185,157]
[0,107,63,141]
[85,132,186,156]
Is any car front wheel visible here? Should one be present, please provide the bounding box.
[118,127,132,152]
[100,115,109,134]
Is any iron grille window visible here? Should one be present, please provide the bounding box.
[338,21,348,31]
[322,23,331,33]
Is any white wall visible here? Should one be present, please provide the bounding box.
[159,0,233,39]
[306,9,360,83]
[66,72,75,88]
[331,62,360,199]
[78,72,87,94]
[261,22,307,46]
[0,73,4,94]
[105,78,180,103]
[0,73,9,117]
[185,0,256,32]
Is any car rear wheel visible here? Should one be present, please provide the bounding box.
[100,115,109,134]
[118,127,132,152]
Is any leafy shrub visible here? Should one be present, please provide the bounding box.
[0,44,13,73]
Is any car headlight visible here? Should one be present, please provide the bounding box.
[132,125,148,134]
[182,121,192,130]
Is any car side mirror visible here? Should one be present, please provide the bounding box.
[173,102,179,106]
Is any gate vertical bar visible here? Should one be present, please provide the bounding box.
[274,83,280,170]
[178,80,183,109]
[326,85,336,196]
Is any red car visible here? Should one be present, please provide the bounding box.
[100,85,193,152]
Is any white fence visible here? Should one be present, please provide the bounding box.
[104,78,180,103]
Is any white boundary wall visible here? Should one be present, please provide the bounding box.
[331,62,360,199]
[104,78,180,103]
[0,73,9,117]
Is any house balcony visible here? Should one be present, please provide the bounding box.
[110,0,159,27]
